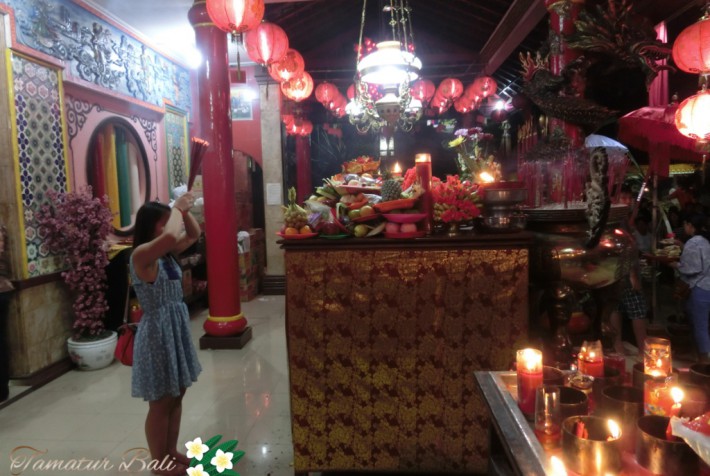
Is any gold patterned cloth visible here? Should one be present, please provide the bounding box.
[285,247,529,473]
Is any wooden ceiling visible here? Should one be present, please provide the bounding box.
[263,0,706,98]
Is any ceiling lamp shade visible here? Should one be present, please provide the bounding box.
[437,78,464,101]
[281,71,314,102]
[357,41,422,86]
[411,79,436,104]
[315,82,339,105]
[672,13,710,74]
[244,21,289,65]
[675,88,710,141]
[268,49,305,82]
[349,0,422,133]
[206,0,265,35]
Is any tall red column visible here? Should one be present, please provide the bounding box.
[544,0,585,147]
[295,136,312,204]
[188,1,247,334]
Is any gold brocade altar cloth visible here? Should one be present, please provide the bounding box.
[282,235,532,474]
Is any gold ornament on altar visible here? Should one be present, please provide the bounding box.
[447,128,501,182]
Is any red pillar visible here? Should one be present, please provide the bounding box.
[544,0,585,147]
[188,1,247,334]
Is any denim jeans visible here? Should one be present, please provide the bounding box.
[686,286,710,355]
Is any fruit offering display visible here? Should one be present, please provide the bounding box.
[281,187,315,237]
[341,155,380,175]
[431,175,482,223]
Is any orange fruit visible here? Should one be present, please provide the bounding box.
[284,227,299,235]
[299,225,312,234]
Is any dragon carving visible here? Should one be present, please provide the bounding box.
[567,0,674,86]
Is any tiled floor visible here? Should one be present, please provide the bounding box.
[0,296,295,476]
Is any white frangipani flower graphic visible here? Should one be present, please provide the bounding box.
[210,449,234,473]
[185,437,209,460]
[186,464,208,476]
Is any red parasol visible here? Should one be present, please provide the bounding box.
[187,138,209,191]
[618,105,704,177]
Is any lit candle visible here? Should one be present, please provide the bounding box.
[550,456,567,476]
[479,171,495,184]
[607,419,621,441]
[644,337,672,377]
[392,162,402,178]
[665,387,684,440]
[644,376,678,415]
[516,348,543,416]
[415,153,433,235]
[578,342,605,378]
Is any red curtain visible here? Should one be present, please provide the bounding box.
[648,22,669,107]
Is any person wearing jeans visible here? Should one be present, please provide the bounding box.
[672,214,710,362]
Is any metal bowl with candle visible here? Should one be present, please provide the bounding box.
[561,415,622,476]
[480,184,527,233]
[636,415,701,475]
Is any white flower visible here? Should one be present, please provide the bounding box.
[185,437,209,460]
[210,449,234,473]
[186,464,208,476]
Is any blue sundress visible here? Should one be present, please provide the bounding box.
[129,255,202,401]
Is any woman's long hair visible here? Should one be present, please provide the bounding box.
[133,201,171,249]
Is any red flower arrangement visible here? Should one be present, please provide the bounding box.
[431,175,482,223]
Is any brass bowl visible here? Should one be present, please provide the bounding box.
[562,415,622,476]
[559,386,588,420]
[599,385,643,454]
[636,415,700,475]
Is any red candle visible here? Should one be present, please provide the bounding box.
[666,387,684,440]
[415,153,433,235]
[578,350,605,378]
[517,348,543,416]
[392,162,402,178]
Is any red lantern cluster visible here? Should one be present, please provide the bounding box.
[206,0,265,35]
[268,49,305,82]
[411,79,436,105]
[282,114,312,136]
[244,21,289,65]
[675,89,710,141]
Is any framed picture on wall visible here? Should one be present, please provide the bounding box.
[231,87,253,121]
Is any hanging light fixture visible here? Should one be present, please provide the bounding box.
[347,0,423,133]
[206,0,265,78]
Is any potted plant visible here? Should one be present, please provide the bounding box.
[36,187,117,370]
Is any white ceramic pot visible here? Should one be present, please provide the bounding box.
[67,331,118,370]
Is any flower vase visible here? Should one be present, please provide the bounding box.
[447,222,461,237]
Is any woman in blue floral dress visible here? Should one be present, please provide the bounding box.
[130,193,202,475]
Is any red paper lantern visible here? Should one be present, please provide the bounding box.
[268,49,305,82]
[281,113,294,128]
[346,84,356,100]
[244,21,289,65]
[672,17,710,74]
[315,82,339,105]
[327,93,347,112]
[437,78,464,101]
[206,0,265,35]
[675,89,710,141]
[410,79,436,104]
[281,71,314,102]
[453,97,473,114]
[298,120,313,136]
[472,76,497,98]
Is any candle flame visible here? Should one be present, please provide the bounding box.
[648,370,664,377]
[589,351,596,359]
[607,419,621,439]
[550,456,567,476]
[671,387,685,404]
[520,348,542,371]
[656,358,663,368]
[479,171,495,183]
[415,153,431,163]
[393,162,402,174]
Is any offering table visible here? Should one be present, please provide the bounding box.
[281,233,532,474]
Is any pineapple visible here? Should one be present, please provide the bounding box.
[282,187,308,230]
[381,179,402,202]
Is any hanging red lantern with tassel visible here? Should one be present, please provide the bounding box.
[315,82,339,105]
[244,21,289,65]
[346,84,356,100]
[437,78,464,101]
[206,0,265,35]
[675,89,710,141]
[411,79,436,105]
[454,97,473,114]
[268,49,305,82]
[672,13,710,74]
[281,71,314,102]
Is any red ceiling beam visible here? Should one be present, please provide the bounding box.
[478,0,547,76]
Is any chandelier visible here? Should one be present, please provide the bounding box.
[347,0,423,133]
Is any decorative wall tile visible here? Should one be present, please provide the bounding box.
[11,54,68,278]
[164,108,189,198]
[5,0,191,113]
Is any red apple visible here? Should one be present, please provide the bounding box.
[385,222,400,233]
[401,223,417,233]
